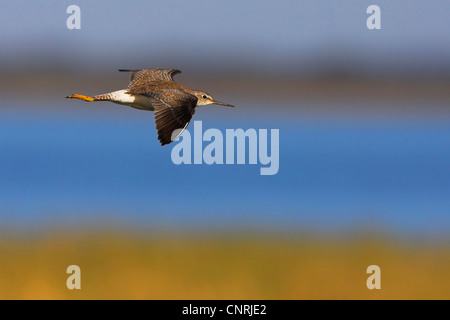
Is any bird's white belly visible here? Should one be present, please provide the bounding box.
[109,89,154,111]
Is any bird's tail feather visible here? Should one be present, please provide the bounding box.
[92,93,113,101]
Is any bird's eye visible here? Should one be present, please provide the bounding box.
[202,95,207,99]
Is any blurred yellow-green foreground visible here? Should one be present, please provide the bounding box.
[1,230,449,300]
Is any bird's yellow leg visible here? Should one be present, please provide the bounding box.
[66,94,95,102]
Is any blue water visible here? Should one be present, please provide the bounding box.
[0,102,449,235]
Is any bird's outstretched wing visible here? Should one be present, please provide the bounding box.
[142,89,196,146]
[119,68,181,91]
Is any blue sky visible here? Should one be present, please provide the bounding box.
[1,1,449,74]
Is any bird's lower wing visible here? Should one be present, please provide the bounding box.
[154,108,191,145]
[147,90,197,146]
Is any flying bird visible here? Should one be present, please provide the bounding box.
[66,68,234,145]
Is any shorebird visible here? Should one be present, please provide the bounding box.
[66,68,234,145]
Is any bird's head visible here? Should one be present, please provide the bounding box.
[193,90,234,107]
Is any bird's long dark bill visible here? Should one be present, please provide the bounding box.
[212,100,235,107]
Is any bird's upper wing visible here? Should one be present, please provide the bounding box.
[142,89,197,146]
[119,68,181,91]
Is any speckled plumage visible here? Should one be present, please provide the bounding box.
[67,68,234,146]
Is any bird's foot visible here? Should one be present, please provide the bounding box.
[66,94,95,102]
